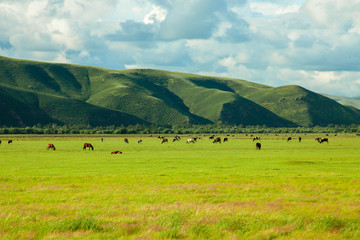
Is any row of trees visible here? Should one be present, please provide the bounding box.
[0,123,360,135]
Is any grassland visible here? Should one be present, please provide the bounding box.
[0,134,360,239]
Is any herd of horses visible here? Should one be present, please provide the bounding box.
[1,135,331,153]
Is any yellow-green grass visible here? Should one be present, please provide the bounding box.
[0,134,360,239]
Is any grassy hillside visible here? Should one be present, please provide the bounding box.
[243,85,360,127]
[0,55,359,127]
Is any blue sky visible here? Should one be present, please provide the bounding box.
[1,0,360,97]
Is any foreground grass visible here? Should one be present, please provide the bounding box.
[0,134,360,239]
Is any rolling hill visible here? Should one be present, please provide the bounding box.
[1,55,359,127]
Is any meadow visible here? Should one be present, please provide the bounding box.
[0,134,360,239]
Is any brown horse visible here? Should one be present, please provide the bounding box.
[111,151,122,154]
[47,144,56,151]
[83,143,94,150]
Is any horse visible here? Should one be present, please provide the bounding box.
[138,139,142,144]
[47,144,56,151]
[186,138,196,144]
[161,138,168,144]
[287,137,292,142]
[173,135,181,142]
[83,143,94,150]
[298,137,302,142]
[213,137,221,144]
[111,151,122,154]
[320,138,329,143]
[8,140,12,144]
[124,138,129,144]
[256,143,261,150]
[315,137,322,143]
[253,136,260,141]
[223,137,229,142]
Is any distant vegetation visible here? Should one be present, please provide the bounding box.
[1,55,360,128]
[0,124,359,135]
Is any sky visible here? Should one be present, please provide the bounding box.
[1,0,360,97]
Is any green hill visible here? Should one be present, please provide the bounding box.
[0,55,359,127]
[243,85,360,127]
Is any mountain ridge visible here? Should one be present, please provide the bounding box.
[1,55,359,127]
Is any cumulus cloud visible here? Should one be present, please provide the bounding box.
[1,0,360,96]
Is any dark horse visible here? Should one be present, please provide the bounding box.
[320,138,329,143]
[8,140,12,144]
[213,137,221,143]
[47,144,56,151]
[256,143,261,150]
[83,143,94,150]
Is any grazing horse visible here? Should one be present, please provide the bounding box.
[253,136,260,141]
[298,137,302,142]
[111,151,122,154]
[223,137,229,142]
[186,138,196,144]
[83,143,94,150]
[173,135,181,142]
[256,143,261,150]
[8,140,12,144]
[209,135,216,139]
[47,144,56,151]
[213,137,221,144]
[287,137,292,142]
[315,137,322,143]
[161,138,168,144]
[138,139,142,144]
[320,138,329,143]
[124,138,129,144]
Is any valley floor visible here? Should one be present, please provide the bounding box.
[0,134,359,239]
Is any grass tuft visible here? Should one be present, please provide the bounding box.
[49,216,103,232]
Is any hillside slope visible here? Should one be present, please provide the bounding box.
[244,85,360,126]
[1,55,359,127]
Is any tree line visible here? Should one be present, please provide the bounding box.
[0,123,359,135]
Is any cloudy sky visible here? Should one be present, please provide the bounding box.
[1,0,360,97]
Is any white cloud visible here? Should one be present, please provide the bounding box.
[0,0,360,97]
[250,2,300,16]
[143,5,167,24]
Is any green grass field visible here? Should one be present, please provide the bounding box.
[0,134,360,239]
